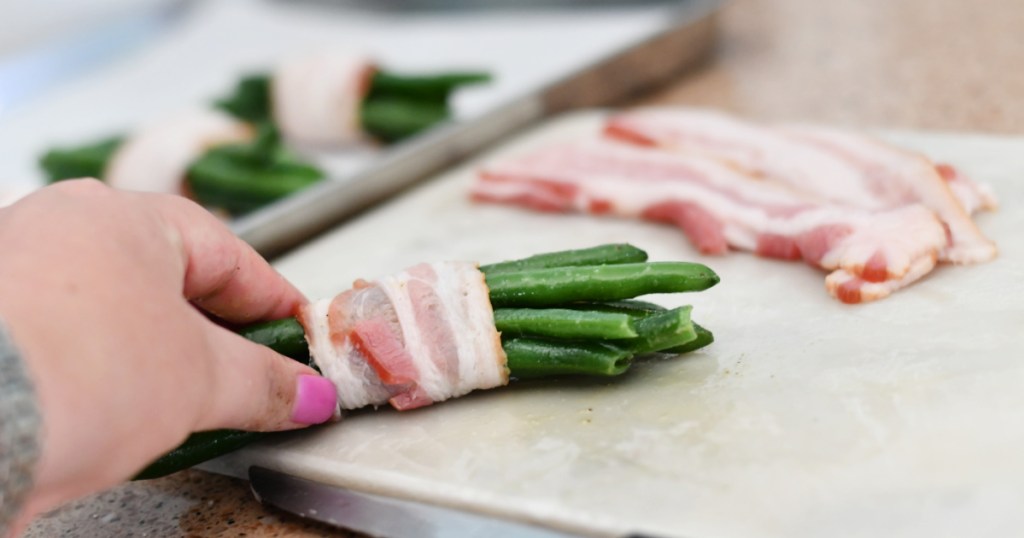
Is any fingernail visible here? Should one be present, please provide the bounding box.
[291,375,337,425]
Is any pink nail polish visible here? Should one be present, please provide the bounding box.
[292,375,337,424]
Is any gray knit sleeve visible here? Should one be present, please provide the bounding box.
[0,321,41,534]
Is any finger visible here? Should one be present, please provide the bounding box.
[196,325,337,432]
[148,193,306,323]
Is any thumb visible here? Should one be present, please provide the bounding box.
[196,326,337,432]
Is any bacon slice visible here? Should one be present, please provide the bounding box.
[302,286,393,411]
[473,139,948,303]
[605,108,997,264]
[782,126,997,263]
[297,261,508,412]
[105,110,252,195]
[935,163,998,216]
[272,52,376,146]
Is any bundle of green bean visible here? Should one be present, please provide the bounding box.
[39,125,324,216]
[216,70,490,142]
[185,125,324,215]
[136,244,718,480]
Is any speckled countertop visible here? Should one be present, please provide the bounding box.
[642,0,1024,132]
[22,0,1023,536]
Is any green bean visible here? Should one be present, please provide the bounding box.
[566,301,713,354]
[480,244,648,275]
[214,74,272,124]
[237,318,310,361]
[486,262,719,308]
[186,126,324,215]
[664,322,714,354]
[578,302,713,354]
[369,71,491,102]
[494,308,637,340]
[186,157,323,214]
[565,299,666,317]
[627,306,696,354]
[503,338,632,379]
[134,429,266,481]
[39,136,124,183]
[360,98,451,142]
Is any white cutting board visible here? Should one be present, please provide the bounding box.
[214,111,1024,538]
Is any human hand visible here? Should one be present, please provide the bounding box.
[0,180,336,531]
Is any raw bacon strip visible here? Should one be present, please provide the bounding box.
[473,139,948,303]
[297,261,508,412]
[298,293,391,410]
[436,263,508,388]
[350,318,433,411]
[377,262,508,409]
[105,110,252,195]
[605,108,997,264]
[827,252,937,305]
[783,126,997,264]
[272,52,376,146]
[606,108,882,207]
[934,163,998,215]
